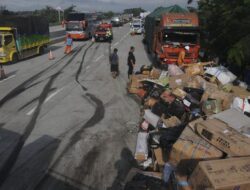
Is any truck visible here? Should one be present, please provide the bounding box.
[130,18,144,34]
[94,23,113,42]
[63,12,95,40]
[144,5,200,65]
[0,15,49,64]
[111,17,123,27]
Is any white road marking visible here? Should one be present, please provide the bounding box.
[94,55,104,62]
[26,107,36,116]
[86,66,91,70]
[44,87,64,103]
[113,42,119,46]
[0,75,16,83]
[26,87,64,116]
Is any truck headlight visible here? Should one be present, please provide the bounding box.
[0,52,6,57]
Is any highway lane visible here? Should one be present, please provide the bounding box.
[0,24,152,190]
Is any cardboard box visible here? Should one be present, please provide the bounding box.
[152,148,165,167]
[172,88,187,99]
[211,108,250,137]
[150,68,161,79]
[189,157,250,190]
[201,90,234,110]
[162,116,181,128]
[169,74,190,89]
[185,64,204,76]
[232,85,250,98]
[195,118,250,156]
[169,126,223,174]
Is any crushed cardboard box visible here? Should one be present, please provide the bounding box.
[189,157,250,190]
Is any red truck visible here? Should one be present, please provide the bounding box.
[94,23,113,42]
[144,5,200,65]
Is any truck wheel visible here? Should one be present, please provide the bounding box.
[12,53,19,64]
[39,46,45,55]
[147,44,151,54]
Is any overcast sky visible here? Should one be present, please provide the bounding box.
[1,0,197,12]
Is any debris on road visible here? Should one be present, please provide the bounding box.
[125,61,250,190]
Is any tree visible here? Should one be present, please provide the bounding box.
[64,5,76,20]
[123,8,145,17]
[103,11,114,19]
[187,0,250,76]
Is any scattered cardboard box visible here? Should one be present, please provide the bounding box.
[189,157,250,190]
[169,74,190,89]
[169,126,223,174]
[195,118,250,156]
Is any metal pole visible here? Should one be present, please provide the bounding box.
[58,10,61,24]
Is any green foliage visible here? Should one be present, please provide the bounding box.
[197,0,250,67]
[103,11,114,19]
[123,8,145,17]
[33,5,76,24]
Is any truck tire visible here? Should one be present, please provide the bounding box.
[12,53,19,64]
[39,46,45,55]
[147,44,151,54]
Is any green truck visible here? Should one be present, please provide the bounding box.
[0,15,49,64]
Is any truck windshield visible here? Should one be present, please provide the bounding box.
[133,24,141,28]
[163,31,198,45]
[66,22,83,31]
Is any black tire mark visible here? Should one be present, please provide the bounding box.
[33,93,105,190]
[34,42,107,189]
[75,42,94,91]
[0,45,83,108]
[17,88,57,111]
[0,45,85,187]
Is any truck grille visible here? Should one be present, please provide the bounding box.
[168,52,192,58]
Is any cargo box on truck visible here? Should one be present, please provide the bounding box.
[144,5,200,65]
[0,15,49,64]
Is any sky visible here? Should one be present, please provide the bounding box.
[0,0,198,12]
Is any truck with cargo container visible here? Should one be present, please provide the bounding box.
[63,12,95,40]
[0,15,49,64]
[144,5,200,65]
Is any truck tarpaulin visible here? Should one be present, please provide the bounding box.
[0,16,49,36]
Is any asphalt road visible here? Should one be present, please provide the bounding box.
[0,24,152,190]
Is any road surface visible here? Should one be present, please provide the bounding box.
[0,24,152,190]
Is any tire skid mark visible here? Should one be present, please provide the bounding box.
[0,44,86,187]
[75,42,94,91]
[0,45,83,108]
[34,43,107,189]
[18,88,57,111]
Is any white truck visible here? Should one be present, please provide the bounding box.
[130,18,144,34]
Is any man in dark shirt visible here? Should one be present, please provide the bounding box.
[127,46,135,81]
[110,48,119,78]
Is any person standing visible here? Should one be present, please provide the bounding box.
[127,46,135,81]
[110,48,119,78]
[64,34,73,54]
[177,45,189,68]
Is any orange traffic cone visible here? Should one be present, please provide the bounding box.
[48,50,55,60]
[0,65,6,80]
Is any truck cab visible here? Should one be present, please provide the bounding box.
[130,19,144,34]
[0,28,18,63]
[154,13,200,64]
